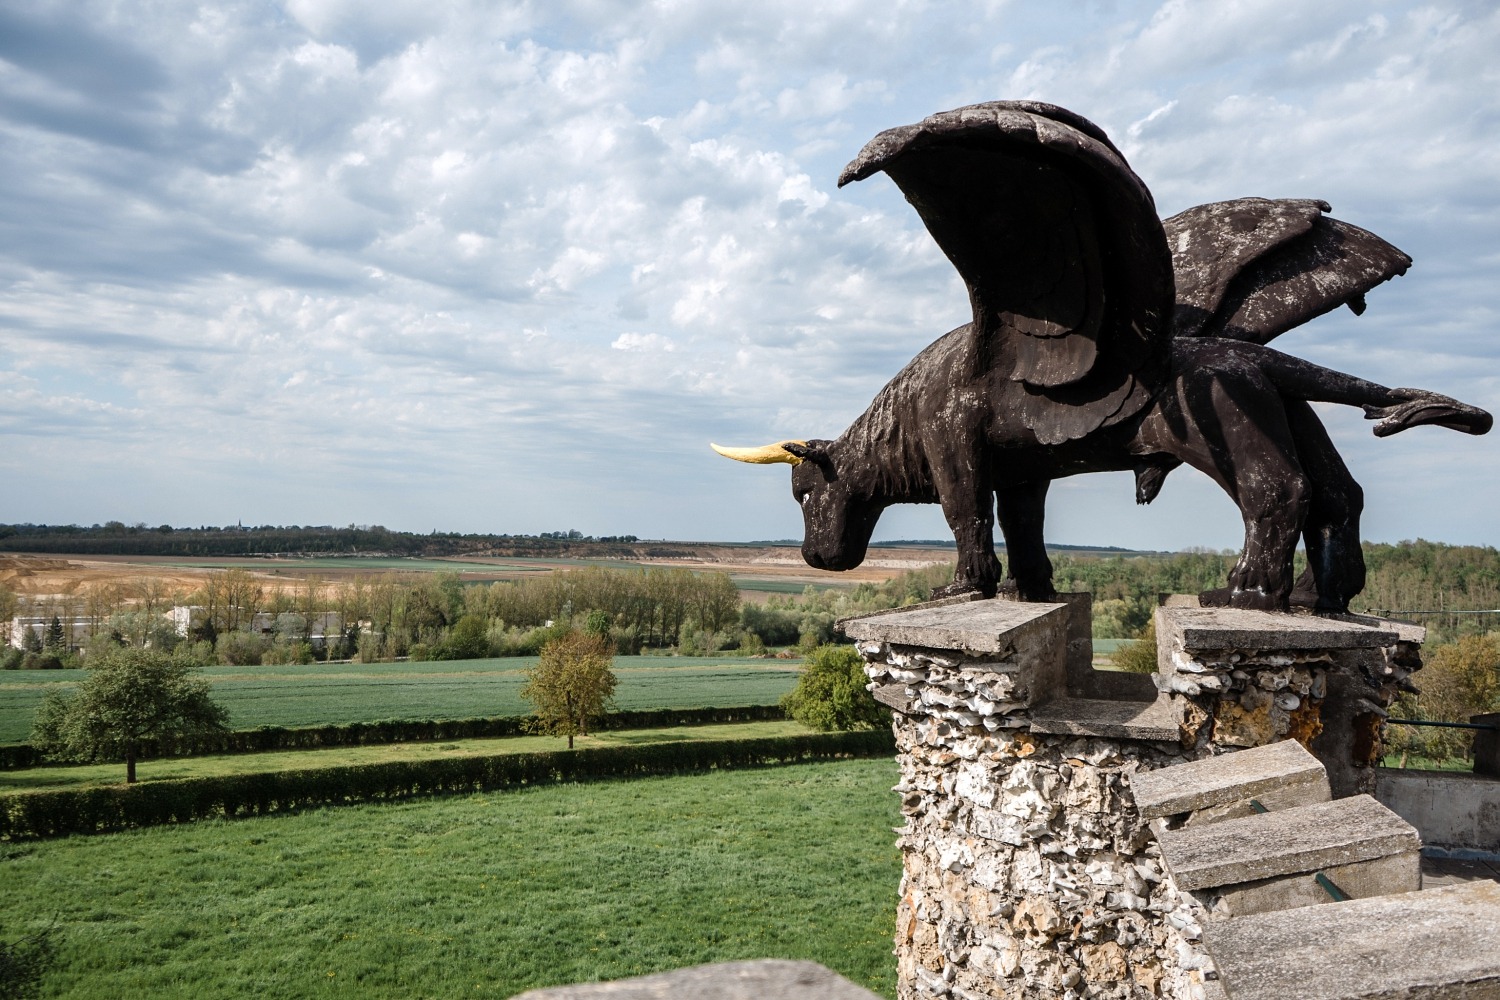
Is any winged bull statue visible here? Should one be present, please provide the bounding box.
[713,101,1491,613]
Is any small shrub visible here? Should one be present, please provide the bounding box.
[781,644,886,732]
[0,920,58,1000]
[1109,618,1158,675]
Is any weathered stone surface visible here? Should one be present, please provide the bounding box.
[883,725,1212,1000]
[507,960,884,1000]
[1158,794,1419,892]
[1131,740,1329,820]
[995,591,1156,702]
[1375,767,1500,856]
[1160,608,1396,652]
[1204,881,1500,1000]
[843,600,1067,657]
[1030,697,1180,742]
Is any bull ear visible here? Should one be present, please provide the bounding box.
[711,441,809,466]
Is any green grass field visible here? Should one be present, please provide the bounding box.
[0,721,818,793]
[0,656,804,745]
[0,758,902,999]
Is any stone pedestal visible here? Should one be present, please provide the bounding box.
[845,598,1429,1000]
[1154,607,1422,797]
[845,601,1214,1000]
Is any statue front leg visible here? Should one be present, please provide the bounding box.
[931,476,1001,599]
[997,480,1056,601]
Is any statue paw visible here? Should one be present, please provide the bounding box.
[1364,392,1493,437]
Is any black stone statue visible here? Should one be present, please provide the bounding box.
[714,101,1491,612]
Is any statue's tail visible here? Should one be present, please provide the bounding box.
[1252,346,1492,437]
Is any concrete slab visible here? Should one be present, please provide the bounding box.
[1131,740,1330,820]
[1158,794,1420,892]
[509,960,884,1000]
[1159,608,1397,651]
[1204,881,1500,1000]
[1029,696,1179,742]
[841,599,1067,654]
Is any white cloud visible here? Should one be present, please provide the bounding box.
[0,0,1495,552]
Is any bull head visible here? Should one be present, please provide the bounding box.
[712,438,886,572]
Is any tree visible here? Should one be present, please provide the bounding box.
[43,616,64,652]
[441,614,491,660]
[781,643,887,731]
[521,630,617,748]
[30,646,229,783]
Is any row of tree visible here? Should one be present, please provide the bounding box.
[0,522,649,558]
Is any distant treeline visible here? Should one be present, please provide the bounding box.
[0,522,664,558]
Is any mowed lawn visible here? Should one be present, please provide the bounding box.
[0,656,803,745]
[0,758,902,999]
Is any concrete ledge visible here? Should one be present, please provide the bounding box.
[1131,740,1329,820]
[1029,696,1179,741]
[1158,794,1419,891]
[508,960,884,1000]
[1160,608,1397,651]
[1204,881,1500,1000]
[841,599,1067,655]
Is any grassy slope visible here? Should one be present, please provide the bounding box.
[0,721,817,792]
[0,656,804,745]
[0,758,902,999]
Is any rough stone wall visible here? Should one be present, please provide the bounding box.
[862,641,1216,1000]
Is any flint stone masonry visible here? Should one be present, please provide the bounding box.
[508,960,884,1000]
[1156,794,1419,893]
[1154,607,1418,797]
[1131,740,1329,821]
[1203,881,1500,1000]
[852,601,1217,1000]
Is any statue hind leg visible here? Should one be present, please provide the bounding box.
[1140,344,1312,610]
[1284,399,1366,612]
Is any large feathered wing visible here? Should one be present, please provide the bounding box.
[1165,197,1412,343]
[839,102,1176,444]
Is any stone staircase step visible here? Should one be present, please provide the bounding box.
[1158,794,1421,916]
[1203,881,1500,1000]
[1160,794,1418,891]
[1131,739,1330,823]
[1028,696,1179,741]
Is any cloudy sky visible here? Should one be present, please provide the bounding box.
[1,0,1496,552]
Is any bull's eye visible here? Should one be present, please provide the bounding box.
[797,491,811,506]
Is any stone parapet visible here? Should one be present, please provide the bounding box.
[848,599,1455,1000]
[1154,607,1419,797]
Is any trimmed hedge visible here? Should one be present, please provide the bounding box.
[0,705,787,770]
[0,729,895,840]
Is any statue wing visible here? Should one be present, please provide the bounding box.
[1165,197,1412,343]
[839,102,1175,438]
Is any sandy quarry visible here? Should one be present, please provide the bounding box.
[0,545,955,603]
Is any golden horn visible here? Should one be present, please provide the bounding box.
[710,441,807,465]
